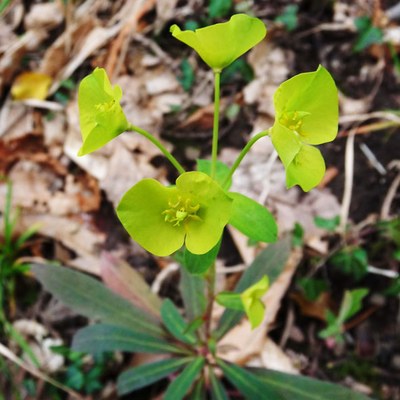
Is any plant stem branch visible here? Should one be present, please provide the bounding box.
[128,124,185,175]
[211,72,221,179]
[222,129,270,189]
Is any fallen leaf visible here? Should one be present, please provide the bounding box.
[11,72,52,100]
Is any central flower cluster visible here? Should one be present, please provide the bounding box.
[162,197,201,226]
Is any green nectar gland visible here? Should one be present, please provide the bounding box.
[162,196,201,227]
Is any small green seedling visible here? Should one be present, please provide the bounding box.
[319,288,369,344]
[31,13,371,400]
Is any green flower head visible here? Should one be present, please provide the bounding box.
[170,14,266,71]
[116,172,232,257]
[78,67,129,156]
[271,65,338,191]
[241,275,269,329]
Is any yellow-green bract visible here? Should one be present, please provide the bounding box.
[170,14,266,71]
[241,275,269,329]
[271,65,338,191]
[78,68,129,156]
[116,171,232,257]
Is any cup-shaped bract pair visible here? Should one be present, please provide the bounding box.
[241,275,269,329]
[78,68,129,156]
[116,172,232,257]
[271,65,338,191]
[170,14,266,71]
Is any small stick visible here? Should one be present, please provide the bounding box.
[339,129,356,233]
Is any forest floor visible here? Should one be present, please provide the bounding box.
[0,0,399,399]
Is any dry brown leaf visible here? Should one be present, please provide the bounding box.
[24,2,64,31]
[290,291,332,321]
[19,213,105,274]
[0,29,48,97]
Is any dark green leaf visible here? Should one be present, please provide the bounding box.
[217,360,284,399]
[183,240,221,275]
[179,59,195,92]
[161,299,197,345]
[208,0,232,18]
[190,377,207,399]
[314,215,340,231]
[164,357,205,400]
[117,357,190,395]
[353,16,383,52]
[298,278,328,302]
[197,159,231,190]
[329,247,368,281]
[275,5,299,31]
[180,267,207,322]
[31,263,163,337]
[216,237,291,339]
[229,192,277,243]
[72,324,183,355]
[383,277,400,296]
[292,222,304,247]
[251,367,373,399]
[220,59,254,85]
[209,367,229,400]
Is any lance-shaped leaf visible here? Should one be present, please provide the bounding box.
[31,263,163,337]
[161,299,197,345]
[229,192,277,243]
[100,252,162,317]
[217,360,284,399]
[117,172,232,256]
[250,367,373,400]
[271,65,338,191]
[179,267,207,322]
[78,67,129,156]
[117,357,191,395]
[163,357,205,400]
[170,14,266,71]
[72,324,184,355]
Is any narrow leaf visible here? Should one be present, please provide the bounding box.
[183,240,221,275]
[161,299,197,345]
[100,252,161,317]
[164,357,205,400]
[190,377,207,399]
[217,360,283,399]
[72,324,183,355]
[251,367,373,400]
[229,192,277,243]
[209,367,229,400]
[117,357,190,395]
[216,237,291,339]
[180,267,207,322]
[31,263,163,337]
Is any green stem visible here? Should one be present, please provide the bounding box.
[128,124,185,175]
[211,71,221,179]
[222,129,271,189]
